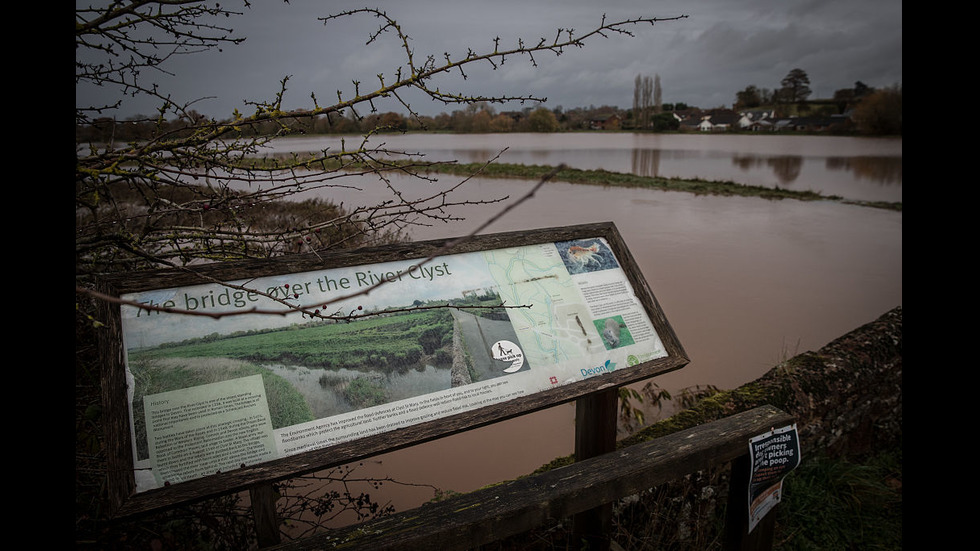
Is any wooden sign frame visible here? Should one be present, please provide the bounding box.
[96,222,688,517]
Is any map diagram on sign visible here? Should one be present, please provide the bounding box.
[482,240,667,382]
[484,243,622,375]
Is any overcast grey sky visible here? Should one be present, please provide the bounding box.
[77,0,902,119]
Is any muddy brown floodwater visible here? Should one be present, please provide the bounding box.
[261,133,901,527]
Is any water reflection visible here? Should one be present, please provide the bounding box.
[262,363,452,420]
[631,148,662,178]
[732,154,804,185]
[826,156,903,185]
[727,153,903,188]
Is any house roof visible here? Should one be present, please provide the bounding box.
[590,113,621,121]
[707,112,740,126]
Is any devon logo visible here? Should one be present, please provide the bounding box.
[580,359,617,378]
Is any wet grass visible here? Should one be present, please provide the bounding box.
[423,161,903,212]
[773,448,903,550]
[253,154,902,212]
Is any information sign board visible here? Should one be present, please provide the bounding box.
[96,222,688,516]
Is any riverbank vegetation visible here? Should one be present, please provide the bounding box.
[249,154,902,212]
[127,289,507,376]
[422,161,903,212]
[130,308,457,373]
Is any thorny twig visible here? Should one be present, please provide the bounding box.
[76,162,566,321]
[77,4,682,316]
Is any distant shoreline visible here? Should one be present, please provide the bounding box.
[417,161,903,212]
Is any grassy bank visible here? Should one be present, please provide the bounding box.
[423,161,903,212]
[258,154,901,212]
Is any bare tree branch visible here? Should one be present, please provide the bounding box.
[76,1,683,310]
[75,161,566,320]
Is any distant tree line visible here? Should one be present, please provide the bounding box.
[76,67,900,143]
[76,101,695,143]
[733,68,902,135]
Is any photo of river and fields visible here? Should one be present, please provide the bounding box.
[125,288,529,461]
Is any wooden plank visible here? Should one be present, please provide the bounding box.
[267,405,794,551]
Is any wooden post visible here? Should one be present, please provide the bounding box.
[572,387,618,550]
[723,454,776,551]
[251,482,281,548]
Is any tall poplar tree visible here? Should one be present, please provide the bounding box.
[654,74,662,114]
[633,74,653,129]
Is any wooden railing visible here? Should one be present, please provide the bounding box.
[267,404,794,551]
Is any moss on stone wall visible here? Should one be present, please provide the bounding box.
[619,306,902,458]
[531,306,902,476]
[523,306,902,549]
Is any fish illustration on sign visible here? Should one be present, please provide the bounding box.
[567,242,602,269]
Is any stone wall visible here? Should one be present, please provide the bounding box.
[620,305,903,458]
[449,315,472,387]
[593,306,903,549]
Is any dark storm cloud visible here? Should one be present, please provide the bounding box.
[76,0,901,118]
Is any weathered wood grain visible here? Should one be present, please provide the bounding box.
[267,405,794,551]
